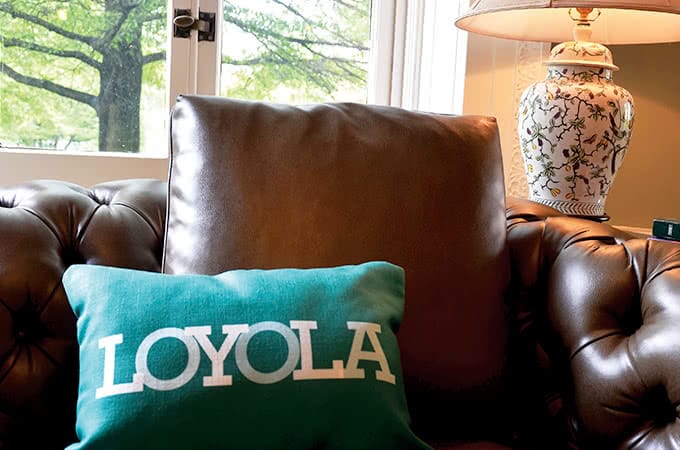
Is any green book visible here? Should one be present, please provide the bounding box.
[652,218,680,241]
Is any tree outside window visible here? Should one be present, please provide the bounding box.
[0,0,370,154]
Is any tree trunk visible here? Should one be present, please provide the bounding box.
[97,37,143,152]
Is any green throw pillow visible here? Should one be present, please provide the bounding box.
[63,262,430,450]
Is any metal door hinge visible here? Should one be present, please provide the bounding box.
[173,9,216,42]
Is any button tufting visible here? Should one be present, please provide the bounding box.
[646,386,677,427]
[62,248,86,267]
[89,192,110,206]
[0,179,167,450]
[13,304,43,342]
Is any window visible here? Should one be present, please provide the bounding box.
[0,1,167,154]
[220,0,370,104]
[0,0,464,159]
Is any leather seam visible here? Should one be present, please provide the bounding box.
[625,424,655,450]
[0,344,21,386]
[30,337,63,369]
[644,241,680,287]
[0,295,11,316]
[624,242,644,303]
[625,336,649,392]
[34,279,62,317]
[641,238,651,296]
[570,330,626,360]
[112,201,162,245]
[538,218,548,273]
[20,207,67,251]
[163,105,176,273]
[646,263,680,285]
[75,204,101,251]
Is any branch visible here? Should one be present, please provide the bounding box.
[262,43,335,93]
[225,11,368,51]
[225,27,362,91]
[1,37,101,69]
[0,2,96,46]
[332,0,364,13]
[270,0,365,49]
[294,40,365,81]
[249,38,334,92]
[142,51,165,65]
[222,55,278,66]
[0,62,97,108]
[139,9,165,23]
[93,5,134,51]
[270,0,317,30]
[286,35,368,51]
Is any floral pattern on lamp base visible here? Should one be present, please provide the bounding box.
[518,62,634,217]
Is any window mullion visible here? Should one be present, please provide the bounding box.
[168,0,221,108]
[195,0,222,95]
[401,0,425,110]
[168,0,198,110]
[367,0,397,105]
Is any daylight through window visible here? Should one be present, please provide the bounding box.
[0,0,370,154]
[0,0,463,156]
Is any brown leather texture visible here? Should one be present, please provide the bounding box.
[1,113,677,448]
[507,196,680,449]
[0,179,166,450]
[165,96,512,443]
[0,177,677,449]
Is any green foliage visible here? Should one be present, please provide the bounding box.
[222,0,370,103]
[0,74,97,149]
[1,0,369,152]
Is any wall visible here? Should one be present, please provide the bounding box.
[462,34,547,199]
[605,42,680,228]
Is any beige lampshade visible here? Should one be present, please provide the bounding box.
[455,1,680,44]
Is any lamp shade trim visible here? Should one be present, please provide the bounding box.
[455,2,680,44]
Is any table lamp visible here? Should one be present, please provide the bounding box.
[456,1,680,218]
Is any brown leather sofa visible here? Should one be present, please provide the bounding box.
[0,101,678,449]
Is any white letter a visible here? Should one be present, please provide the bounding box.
[344,322,396,384]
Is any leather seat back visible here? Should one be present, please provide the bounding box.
[164,97,512,443]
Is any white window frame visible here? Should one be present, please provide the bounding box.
[368,0,467,114]
[0,0,468,186]
[168,0,221,103]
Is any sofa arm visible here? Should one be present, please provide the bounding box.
[507,196,680,449]
[0,179,166,450]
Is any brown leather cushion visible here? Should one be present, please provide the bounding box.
[164,96,511,442]
[508,202,680,448]
[0,179,166,450]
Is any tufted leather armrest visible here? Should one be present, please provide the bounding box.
[0,179,166,450]
[507,196,680,449]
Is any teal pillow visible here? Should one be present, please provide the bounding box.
[63,262,430,450]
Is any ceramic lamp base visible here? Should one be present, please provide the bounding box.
[518,40,634,217]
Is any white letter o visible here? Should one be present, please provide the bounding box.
[235,321,300,384]
[135,327,200,391]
